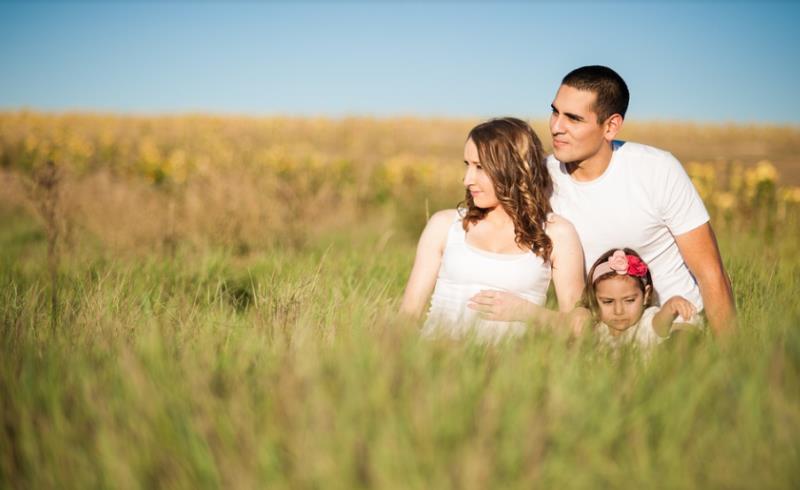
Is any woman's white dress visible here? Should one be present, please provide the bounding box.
[422,214,552,343]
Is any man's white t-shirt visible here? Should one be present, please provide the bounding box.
[548,141,709,311]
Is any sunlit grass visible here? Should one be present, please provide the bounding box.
[2,212,799,488]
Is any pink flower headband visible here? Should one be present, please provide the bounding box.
[591,250,649,283]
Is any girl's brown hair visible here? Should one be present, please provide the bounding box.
[460,117,553,260]
[580,247,656,319]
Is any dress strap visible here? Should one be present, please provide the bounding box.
[447,212,466,245]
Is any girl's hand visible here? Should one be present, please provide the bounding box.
[662,296,697,322]
[468,290,532,321]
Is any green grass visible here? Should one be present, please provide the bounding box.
[1,208,799,489]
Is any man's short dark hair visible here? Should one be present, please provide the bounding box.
[562,65,629,123]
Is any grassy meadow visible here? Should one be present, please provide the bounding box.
[1,112,799,488]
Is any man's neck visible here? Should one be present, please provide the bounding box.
[565,142,614,182]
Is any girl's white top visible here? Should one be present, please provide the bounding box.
[595,306,665,350]
[422,213,551,343]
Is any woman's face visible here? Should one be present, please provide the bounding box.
[463,138,499,209]
[594,275,650,332]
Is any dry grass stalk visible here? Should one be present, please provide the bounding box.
[30,160,61,331]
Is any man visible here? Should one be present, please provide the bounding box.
[546,65,735,335]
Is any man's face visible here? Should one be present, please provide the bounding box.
[549,84,609,164]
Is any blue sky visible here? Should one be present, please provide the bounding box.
[1,1,798,123]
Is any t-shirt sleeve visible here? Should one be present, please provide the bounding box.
[658,153,710,236]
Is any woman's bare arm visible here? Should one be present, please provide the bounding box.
[548,215,585,313]
[400,210,456,318]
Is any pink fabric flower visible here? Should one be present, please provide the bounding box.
[590,249,650,284]
[607,250,629,274]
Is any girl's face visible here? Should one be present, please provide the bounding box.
[463,138,499,209]
[594,275,650,332]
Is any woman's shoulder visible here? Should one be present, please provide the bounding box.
[544,213,578,239]
[421,209,459,241]
[543,213,582,268]
[428,209,460,228]
[415,209,459,254]
[430,208,459,221]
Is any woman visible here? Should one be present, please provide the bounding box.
[400,117,584,342]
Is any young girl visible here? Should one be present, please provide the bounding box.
[400,117,585,343]
[582,248,698,349]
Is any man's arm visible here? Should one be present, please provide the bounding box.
[674,222,736,335]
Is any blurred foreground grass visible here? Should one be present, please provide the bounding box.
[2,218,799,488]
[1,113,799,488]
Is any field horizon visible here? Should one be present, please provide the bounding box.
[3,110,798,183]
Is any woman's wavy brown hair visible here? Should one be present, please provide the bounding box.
[459,117,553,261]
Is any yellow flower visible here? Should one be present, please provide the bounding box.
[781,186,800,204]
[714,192,736,211]
[729,165,745,193]
[755,160,778,182]
[24,134,39,153]
[686,161,717,200]
[745,160,779,188]
[686,161,716,182]
[167,149,189,184]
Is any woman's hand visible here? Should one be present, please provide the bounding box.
[467,290,534,321]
